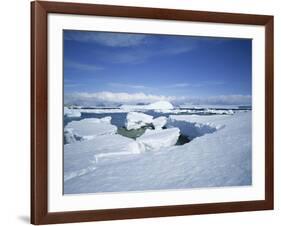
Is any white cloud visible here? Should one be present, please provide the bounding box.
[166,81,225,89]
[168,83,191,88]
[64,91,251,107]
[108,83,149,89]
[65,60,103,71]
[65,31,196,64]
[65,31,147,47]
[64,92,172,106]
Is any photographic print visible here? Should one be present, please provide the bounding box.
[63,30,252,194]
[31,2,274,224]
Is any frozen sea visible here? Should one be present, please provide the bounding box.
[63,107,252,194]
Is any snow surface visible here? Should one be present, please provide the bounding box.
[64,111,252,194]
[121,101,174,110]
[65,117,117,141]
[64,128,81,144]
[125,112,153,130]
[64,134,142,182]
[167,115,226,139]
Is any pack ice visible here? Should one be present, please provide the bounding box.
[64,107,81,118]
[65,117,117,141]
[64,111,252,194]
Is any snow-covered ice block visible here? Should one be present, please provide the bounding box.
[152,116,167,130]
[137,128,180,151]
[125,112,153,130]
[64,134,142,181]
[65,117,117,140]
[99,116,112,123]
[121,101,174,111]
[168,115,227,139]
[64,128,82,144]
[64,107,81,118]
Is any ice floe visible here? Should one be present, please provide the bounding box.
[64,128,81,144]
[64,107,81,118]
[205,109,234,115]
[152,116,167,130]
[125,112,153,130]
[167,115,225,139]
[65,117,117,141]
[136,128,180,151]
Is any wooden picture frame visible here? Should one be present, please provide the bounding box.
[31,1,274,224]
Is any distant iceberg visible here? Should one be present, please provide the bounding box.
[120,101,174,110]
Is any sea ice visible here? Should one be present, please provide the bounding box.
[64,112,252,194]
[136,128,180,151]
[125,112,153,130]
[64,134,142,182]
[64,107,81,118]
[154,109,188,114]
[206,109,234,115]
[65,117,117,140]
[152,116,167,130]
[167,115,225,139]
[64,128,80,144]
[79,108,130,114]
[179,104,240,109]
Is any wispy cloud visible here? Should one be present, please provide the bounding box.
[64,31,147,47]
[166,81,224,89]
[109,83,149,89]
[64,60,103,71]
[99,45,194,65]
[64,91,251,107]
[64,79,84,88]
[65,31,197,65]
[168,83,191,88]
[64,84,81,88]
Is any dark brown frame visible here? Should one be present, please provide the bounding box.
[31,1,274,224]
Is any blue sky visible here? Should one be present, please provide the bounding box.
[63,30,252,106]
